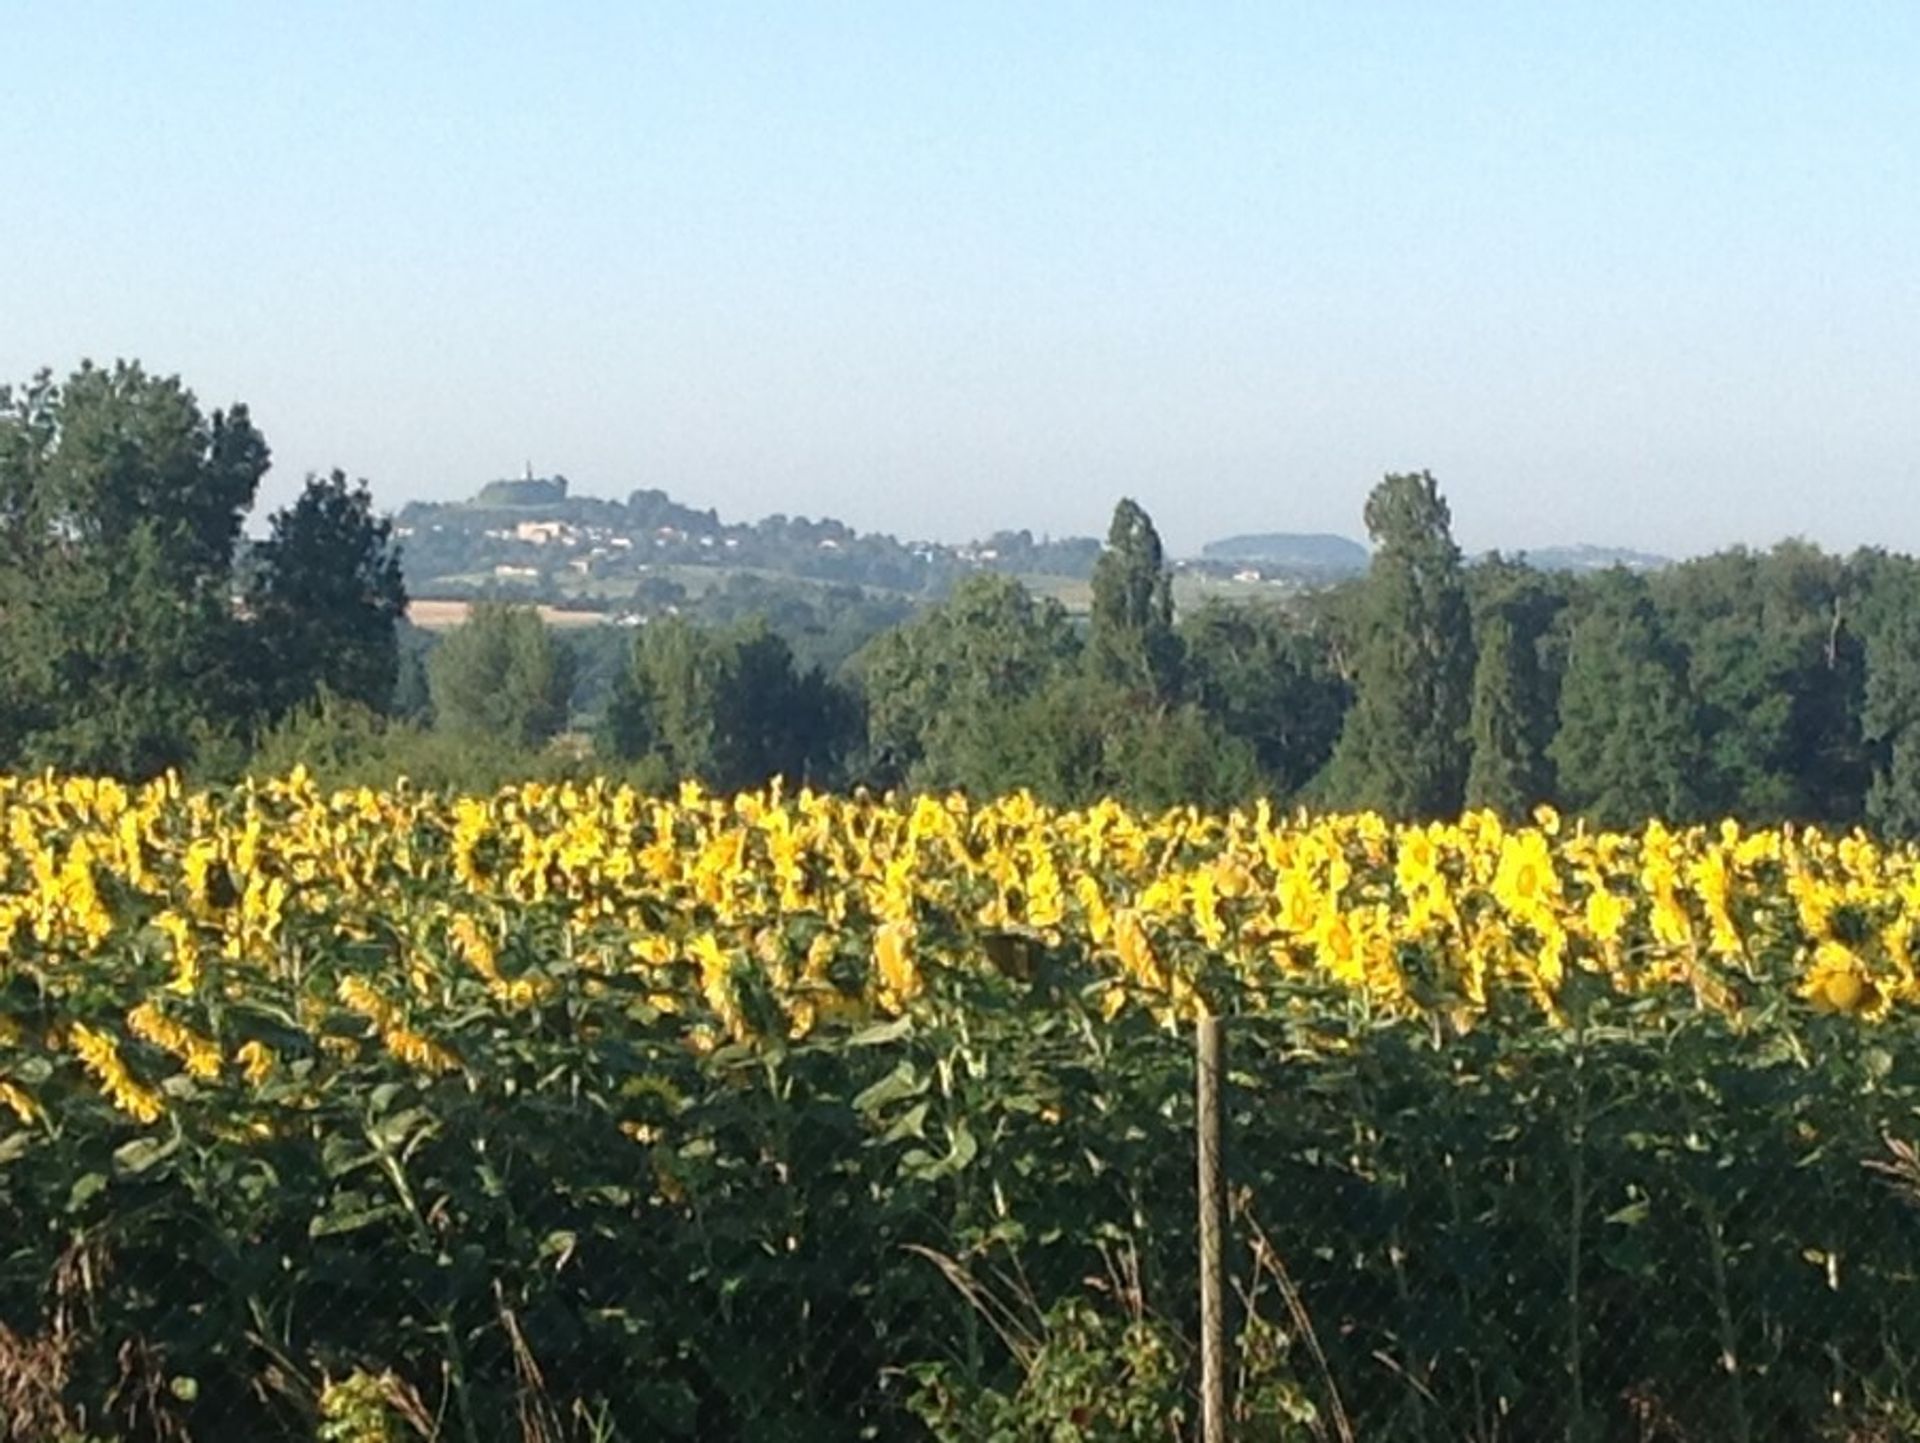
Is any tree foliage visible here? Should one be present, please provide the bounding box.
[600,616,855,790]
[1550,570,1700,827]
[1179,599,1348,798]
[858,573,1081,790]
[1858,552,1920,836]
[0,362,269,774]
[22,357,1920,836]
[426,602,575,750]
[246,469,409,717]
[0,362,416,778]
[1087,498,1182,700]
[1652,543,1867,824]
[1464,558,1561,818]
[1324,472,1473,818]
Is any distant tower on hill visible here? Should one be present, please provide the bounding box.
[475,468,567,507]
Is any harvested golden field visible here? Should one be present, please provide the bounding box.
[405,598,610,631]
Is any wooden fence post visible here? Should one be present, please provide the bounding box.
[1197,1012,1227,1443]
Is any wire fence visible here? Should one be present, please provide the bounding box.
[1199,1012,1920,1443]
[7,996,1920,1442]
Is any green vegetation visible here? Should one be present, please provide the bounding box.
[0,363,396,776]
[1552,570,1700,827]
[380,477,1920,838]
[472,474,569,508]
[1463,557,1557,817]
[597,616,852,791]
[426,602,575,751]
[1087,497,1182,700]
[15,356,1920,838]
[1322,471,1474,818]
[245,470,408,719]
[6,777,1920,1441]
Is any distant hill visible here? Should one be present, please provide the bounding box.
[394,479,1106,607]
[1197,533,1670,580]
[473,475,569,508]
[1513,544,1671,574]
[1201,533,1369,577]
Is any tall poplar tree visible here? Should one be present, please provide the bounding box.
[1087,498,1182,701]
[1324,471,1473,818]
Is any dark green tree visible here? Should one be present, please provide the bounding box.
[1179,600,1350,800]
[426,602,574,749]
[0,361,270,775]
[1856,550,1920,836]
[947,672,1259,809]
[245,470,408,717]
[1464,558,1562,817]
[1087,498,1182,700]
[391,628,436,723]
[1323,471,1473,818]
[600,617,709,772]
[1652,542,1867,824]
[857,572,1080,789]
[683,573,913,675]
[1093,698,1262,810]
[1550,570,1699,827]
[600,617,856,791]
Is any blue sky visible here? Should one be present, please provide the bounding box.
[4,2,1916,556]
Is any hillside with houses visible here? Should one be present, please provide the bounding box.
[391,474,1383,620]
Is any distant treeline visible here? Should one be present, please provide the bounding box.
[7,360,1920,834]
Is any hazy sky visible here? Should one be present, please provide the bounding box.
[5,3,1917,557]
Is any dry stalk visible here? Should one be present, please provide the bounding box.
[1,1231,112,1442]
[900,1242,1044,1366]
[1235,1193,1355,1443]
[494,1279,565,1443]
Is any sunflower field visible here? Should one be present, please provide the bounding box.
[3,770,1920,1441]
